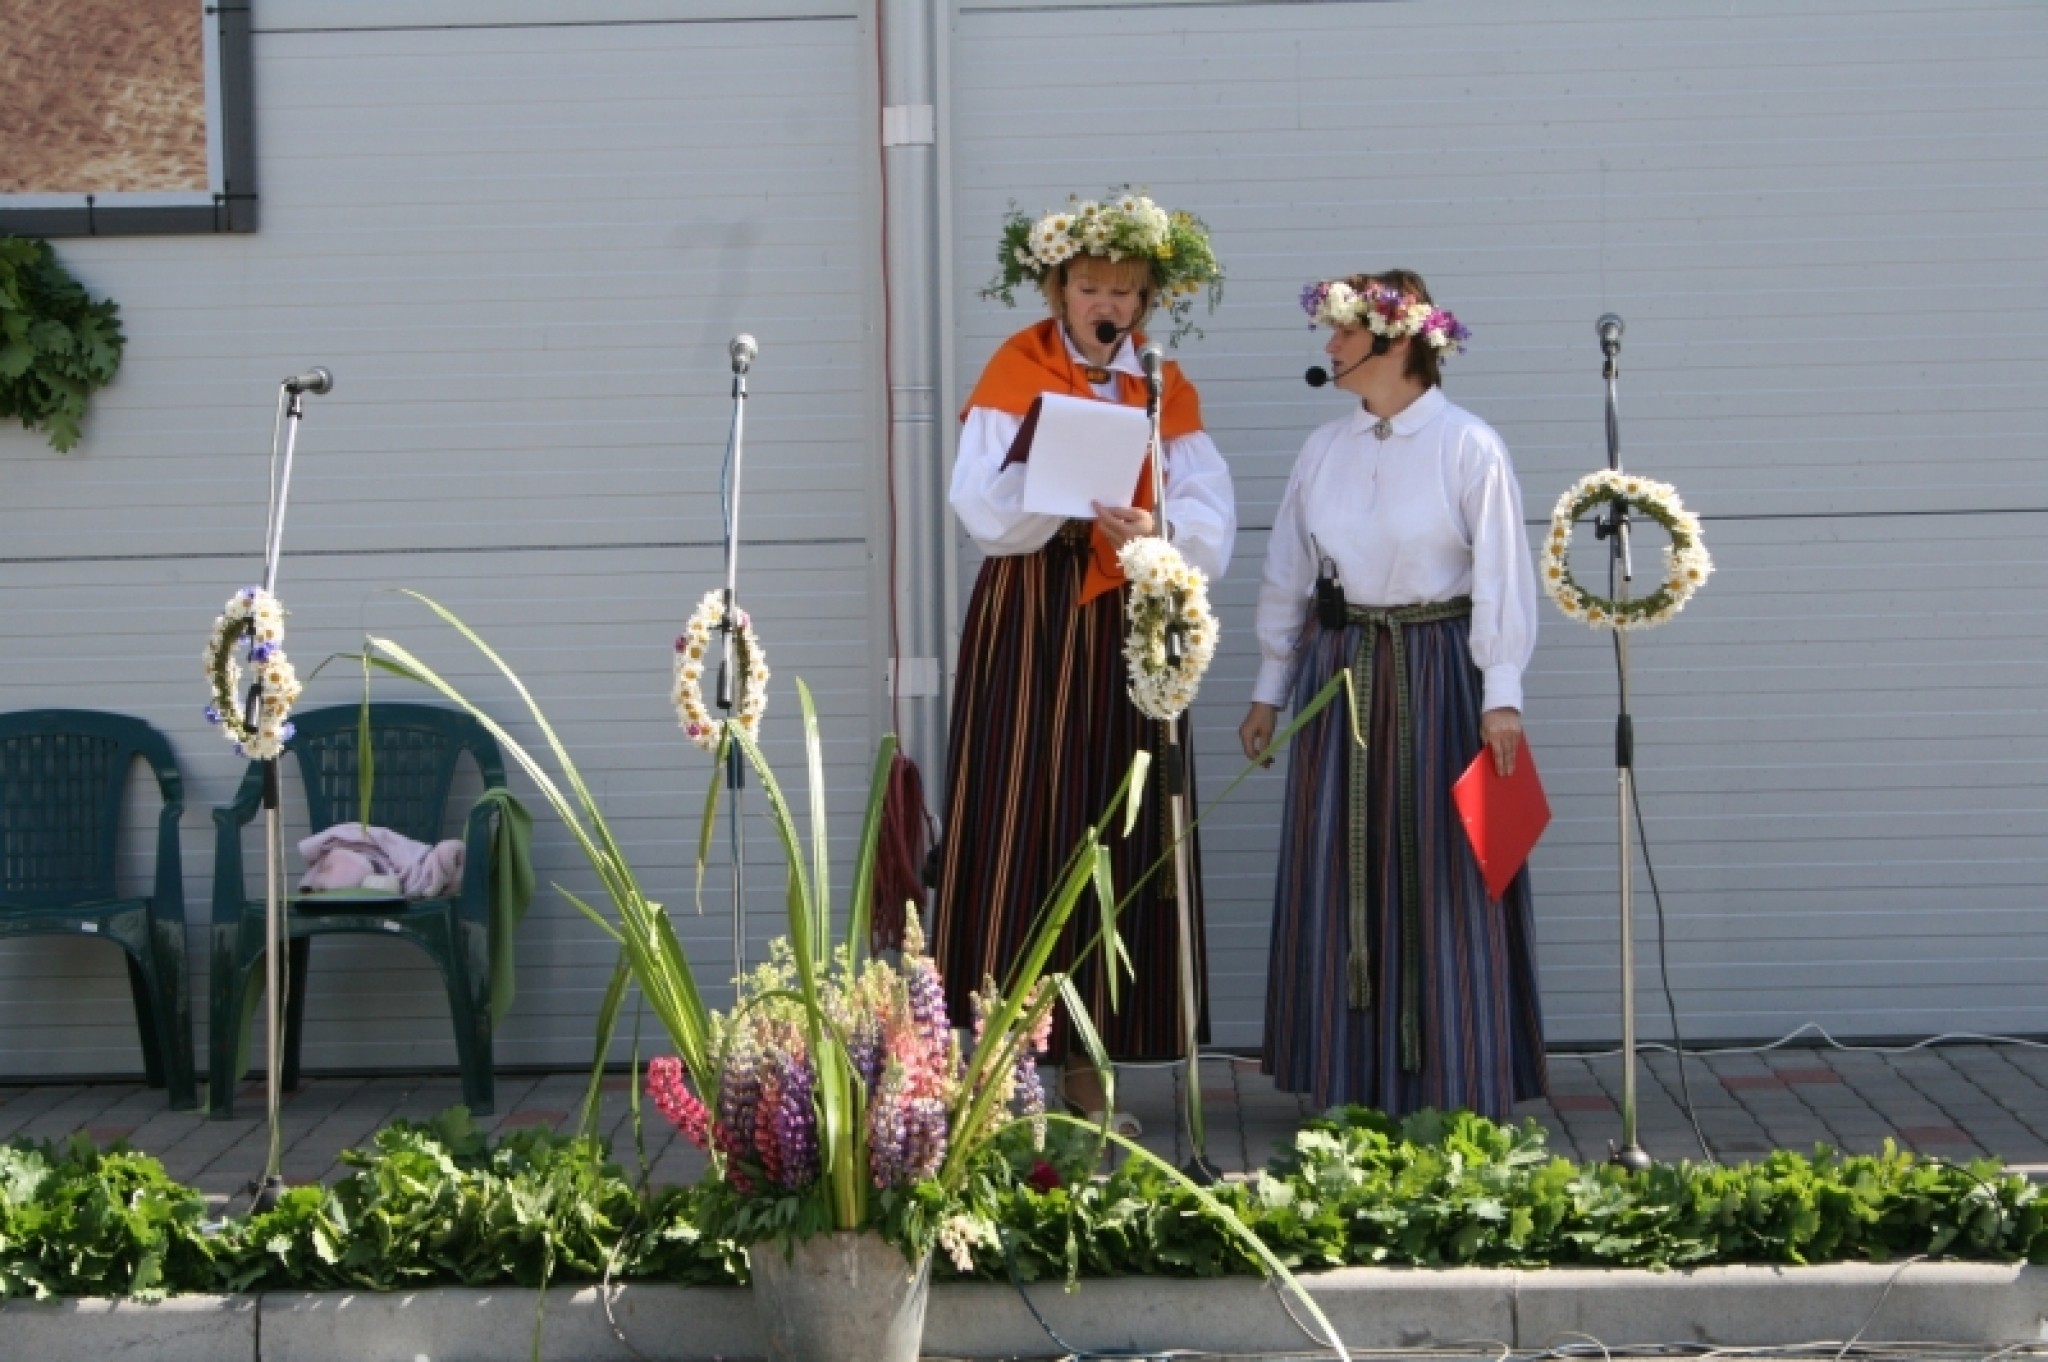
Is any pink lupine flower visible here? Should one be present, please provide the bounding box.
[646,1055,711,1150]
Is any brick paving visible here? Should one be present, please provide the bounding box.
[4,1043,2045,1206]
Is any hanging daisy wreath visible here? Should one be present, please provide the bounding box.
[202,586,303,760]
[1118,537,1219,721]
[673,589,769,753]
[1542,470,1714,630]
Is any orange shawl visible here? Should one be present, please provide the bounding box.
[961,318,1205,605]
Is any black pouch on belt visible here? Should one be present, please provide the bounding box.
[1313,536,1348,631]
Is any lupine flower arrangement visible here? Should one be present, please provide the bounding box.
[648,922,1061,1265]
[361,590,1357,1350]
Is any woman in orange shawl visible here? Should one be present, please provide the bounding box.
[931,192,1231,1130]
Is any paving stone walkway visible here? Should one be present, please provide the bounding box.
[4,1043,2045,1204]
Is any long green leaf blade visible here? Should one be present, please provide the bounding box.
[847,734,898,961]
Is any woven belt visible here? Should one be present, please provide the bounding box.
[1343,597,1472,1073]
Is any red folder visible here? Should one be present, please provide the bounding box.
[1452,734,1550,902]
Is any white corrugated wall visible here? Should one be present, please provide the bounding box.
[947,0,2048,1046]
[3,0,2045,1083]
[0,0,888,1076]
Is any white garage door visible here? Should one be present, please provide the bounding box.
[0,0,886,1076]
[947,0,2048,1045]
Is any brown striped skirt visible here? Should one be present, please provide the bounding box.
[932,524,1208,1063]
[1261,611,1547,1119]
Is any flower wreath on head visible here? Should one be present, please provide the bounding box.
[1117,537,1219,722]
[983,188,1224,343]
[1300,278,1471,361]
[1542,471,1714,630]
[673,589,769,753]
[203,586,302,760]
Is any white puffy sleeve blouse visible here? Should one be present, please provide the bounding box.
[1251,386,1539,714]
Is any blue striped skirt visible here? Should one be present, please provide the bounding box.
[1261,611,1547,1118]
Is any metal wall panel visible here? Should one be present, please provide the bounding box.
[0,6,882,1076]
[948,0,2048,1045]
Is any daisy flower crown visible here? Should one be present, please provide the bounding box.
[983,187,1224,343]
[1300,279,1471,360]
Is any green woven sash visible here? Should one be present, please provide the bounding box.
[1344,597,1472,1074]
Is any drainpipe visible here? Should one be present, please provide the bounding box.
[879,0,950,804]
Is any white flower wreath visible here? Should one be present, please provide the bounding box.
[202,586,302,760]
[673,590,769,753]
[1542,470,1714,630]
[1117,537,1219,722]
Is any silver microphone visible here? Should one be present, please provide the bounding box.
[283,368,332,395]
[1138,343,1164,378]
[729,334,758,374]
[1596,314,1624,356]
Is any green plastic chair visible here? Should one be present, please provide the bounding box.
[209,702,507,1118]
[0,710,196,1109]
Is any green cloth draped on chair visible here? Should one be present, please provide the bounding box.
[208,702,523,1118]
[0,710,196,1109]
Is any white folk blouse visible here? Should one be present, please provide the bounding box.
[948,331,1236,583]
[1252,385,1539,714]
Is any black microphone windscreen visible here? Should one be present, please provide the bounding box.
[1094,321,1118,345]
[1304,367,1330,388]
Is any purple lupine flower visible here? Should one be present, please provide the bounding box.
[902,1095,949,1181]
[1299,281,1326,317]
[848,1013,885,1096]
[868,1061,910,1189]
[905,956,950,1075]
[203,706,221,725]
[716,1029,763,1190]
[237,586,258,601]
[753,1061,786,1187]
[279,721,296,743]
[763,1049,818,1189]
[1013,1043,1046,1123]
[249,641,276,663]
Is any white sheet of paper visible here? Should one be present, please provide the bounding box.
[1020,394,1152,519]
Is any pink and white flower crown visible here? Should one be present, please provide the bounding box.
[1300,278,1472,360]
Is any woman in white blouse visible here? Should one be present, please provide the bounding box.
[1239,270,1546,1119]
[931,199,1234,1131]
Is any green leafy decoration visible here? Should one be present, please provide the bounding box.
[0,1107,2043,1301]
[0,238,125,453]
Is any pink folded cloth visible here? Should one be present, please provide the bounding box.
[298,822,465,899]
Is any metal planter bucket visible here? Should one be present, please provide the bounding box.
[747,1230,933,1362]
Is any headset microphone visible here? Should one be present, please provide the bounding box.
[1303,333,1389,387]
[1093,320,1121,346]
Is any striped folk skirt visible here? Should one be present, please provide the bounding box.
[933,526,1208,1063]
[1262,610,1547,1119]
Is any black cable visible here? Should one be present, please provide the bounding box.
[1615,689,1715,1165]
[996,1228,1212,1361]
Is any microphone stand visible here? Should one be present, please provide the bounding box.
[1592,321,1651,1173]
[246,380,312,1213]
[717,348,751,983]
[1141,357,1217,1185]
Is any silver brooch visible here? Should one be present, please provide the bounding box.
[1372,417,1393,441]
